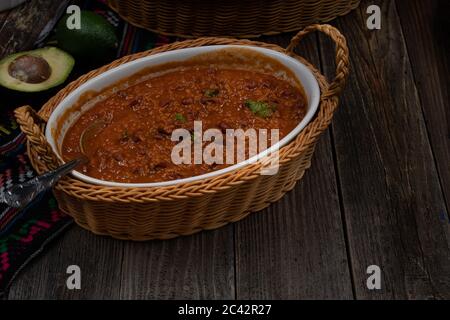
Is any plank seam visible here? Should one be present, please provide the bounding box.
[393,0,450,221]
[315,32,357,299]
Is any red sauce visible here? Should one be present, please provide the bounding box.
[61,66,307,183]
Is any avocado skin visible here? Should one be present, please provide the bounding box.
[55,11,118,63]
[0,47,75,92]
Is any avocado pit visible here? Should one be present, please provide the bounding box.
[8,54,52,84]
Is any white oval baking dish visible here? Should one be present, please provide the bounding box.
[45,45,320,187]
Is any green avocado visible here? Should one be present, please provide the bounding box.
[55,11,118,62]
[0,47,74,92]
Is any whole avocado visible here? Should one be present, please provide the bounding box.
[55,11,118,62]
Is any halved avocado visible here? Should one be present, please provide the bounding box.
[0,47,74,92]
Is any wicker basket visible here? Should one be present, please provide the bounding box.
[15,24,349,241]
[106,0,360,38]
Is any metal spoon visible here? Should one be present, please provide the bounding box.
[0,157,87,208]
[0,118,107,208]
[79,119,108,155]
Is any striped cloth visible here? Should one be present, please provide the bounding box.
[0,0,179,295]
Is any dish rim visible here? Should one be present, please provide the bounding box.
[45,45,321,187]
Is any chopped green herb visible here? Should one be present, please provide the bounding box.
[204,88,219,97]
[175,113,186,122]
[244,100,277,118]
[121,129,129,140]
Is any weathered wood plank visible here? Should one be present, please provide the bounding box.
[7,227,124,299]
[319,0,450,299]
[0,0,69,58]
[119,226,235,299]
[7,215,235,300]
[395,0,450,215]
[0,11,10,29]
[7,209,235,300]
[235,34,354,299]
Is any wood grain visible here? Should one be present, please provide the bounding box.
[395,0,450,214]
[319,0,450,299]
[119,226,234,299]
[234,34,353,299]
[7,227,124,299]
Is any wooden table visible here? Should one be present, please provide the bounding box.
[1,0,449,299]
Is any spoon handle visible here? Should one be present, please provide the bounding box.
[0,157,86,208]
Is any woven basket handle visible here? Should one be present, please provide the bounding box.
[286,24,349,98]
[14,105,60,170]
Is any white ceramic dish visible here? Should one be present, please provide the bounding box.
[45,45,321,187]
